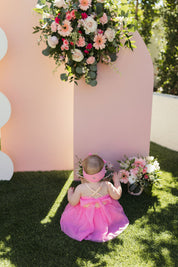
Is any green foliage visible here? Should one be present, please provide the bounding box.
[156,0,178,95]
[140,0,159,45]
[128,0,159,45]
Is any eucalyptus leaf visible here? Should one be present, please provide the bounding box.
[42,46,51,56]
[90,65,97,71]
[109,53,117,62]
[88,71,96,79]
[76,66,83,74]
[90,80,97,87]
[60,73,68,81]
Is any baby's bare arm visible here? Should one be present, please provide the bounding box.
[107,172,122,200]
[67,185,81,206]
[107,181,122,200]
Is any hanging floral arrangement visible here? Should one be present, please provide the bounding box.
[33,0,136,86]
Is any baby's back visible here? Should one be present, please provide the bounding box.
[80,181,109,199]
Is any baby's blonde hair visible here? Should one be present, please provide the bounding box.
[82,155,104,175]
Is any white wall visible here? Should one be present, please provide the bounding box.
[151,93,178,151]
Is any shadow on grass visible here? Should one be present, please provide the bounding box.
[137,203,178,267]
[150,142,178,177]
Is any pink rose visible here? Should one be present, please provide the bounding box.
[99,13,108,25]
[66,11,72,20]
[63,39,69,46]
[144,175,149,179]
[71,10,76,19]
[61,39,69,50]
[131,168,139,176]
[133,159,146,168]
[84,49,89,54]
[77,36,85,47]
[143,167,147,174]
[51,21,57,32]
[86,56,95,64]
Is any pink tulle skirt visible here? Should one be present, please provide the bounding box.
[60,195,129,242]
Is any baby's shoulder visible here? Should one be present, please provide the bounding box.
[75,183,86,192]
[104,181,114,189]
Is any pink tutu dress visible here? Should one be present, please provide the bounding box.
[60,187,129,242]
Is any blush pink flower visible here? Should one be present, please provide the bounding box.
[143,167,147,174]
[58,20,73,37]
[93,34,106,50]
[51,21,57,32]
[63,39,69,46]
[131,168,139,176]
[71,10,76,19]
[66,11,72,20]
[61,44,69,50]
[133,159,146,168]
[86,56,95,64]
[118,170,129,184]
[99,13,108,25]
[79,0,91,11]
[77,36,86,47]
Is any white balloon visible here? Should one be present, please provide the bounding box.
[0,92,11,128]
[0,151,14,180]
[0,28,8,60]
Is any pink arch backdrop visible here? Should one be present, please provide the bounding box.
[0,0,153,172]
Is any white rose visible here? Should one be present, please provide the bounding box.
[83,16,97,34]
[146,156,154,161]
[72,49,84,62]
[154,161,160,171]
[145,164,155,173]
[54,0,65,8]
[128,174,137,184]
[47,36,58,48]
[104,28,116,42]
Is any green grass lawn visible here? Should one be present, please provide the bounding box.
[0,142,177,267]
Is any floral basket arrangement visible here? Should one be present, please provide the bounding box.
[118,156,160,195]
[76,156,114,181]
[33,0,136,86]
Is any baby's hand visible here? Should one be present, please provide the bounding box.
[68,187,74,196]
[112,172,120,184]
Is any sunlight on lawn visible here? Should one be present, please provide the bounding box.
[40,171,73,225]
